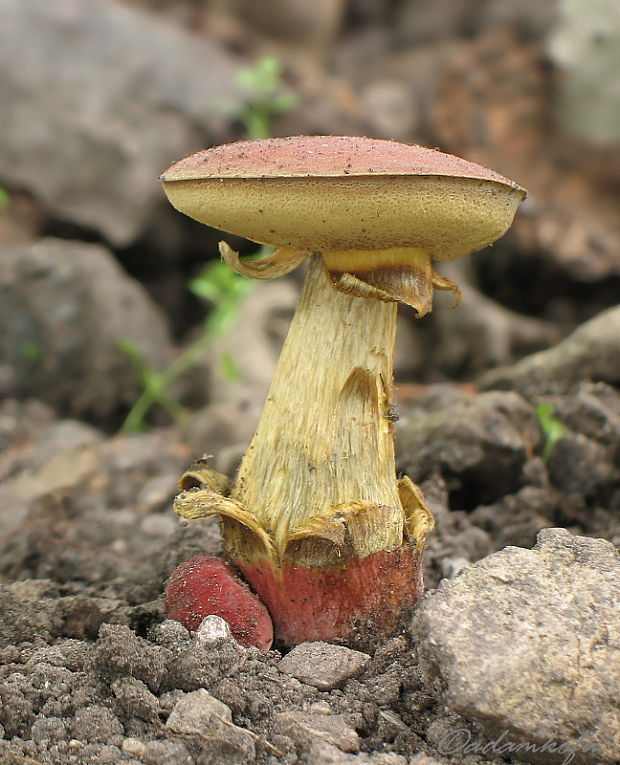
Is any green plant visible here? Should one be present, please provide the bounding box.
[536,402,566,462]
[235,57,298,139]
[18,340,44,363]
[120,57,297,433]
[119,261,254,433]
[0,187,11,210]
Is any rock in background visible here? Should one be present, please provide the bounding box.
[0,0,243,246]
[0,239,174,421]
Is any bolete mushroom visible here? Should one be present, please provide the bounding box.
[162,136,526,647]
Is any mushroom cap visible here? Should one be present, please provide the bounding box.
[161,136,526,260]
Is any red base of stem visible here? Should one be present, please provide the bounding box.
[236,545,424,647]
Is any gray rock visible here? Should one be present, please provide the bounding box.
[439,556,470,579]
[275,711,361,753]
[0,239,174,420]
[278,642,371,691]
[0,403,102,484]
[135,473,181,514]
[430,266,560,378]
[0,0,243,244]
[480,0,557,39]
[66,742,125,763]
[100,430,190,511]
[412,528,620,765]
[188,278,298,460]
[165,689,255,763]
[121,738,146,758]
[166,688,231,730]
[1,440,106,514]
[480,305,620,396]
[233,0,344,44]
[194,615,234,646]
[396,0,555,45]
[549,0,620,143]
[548,383,620,450]
[396,388,541,500]
[543,383,620,498]
[308,739,407,764]
[546,430,615,495]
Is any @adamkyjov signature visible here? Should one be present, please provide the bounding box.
[437,728,597,764]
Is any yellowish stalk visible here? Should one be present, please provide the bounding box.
[231,253,412,559]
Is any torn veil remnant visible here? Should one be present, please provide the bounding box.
[162,136,526,647]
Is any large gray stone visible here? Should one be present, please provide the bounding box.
[549,0,620,144]
[0,239,174,419]
[412,528,620,765]
[0,0,243,244]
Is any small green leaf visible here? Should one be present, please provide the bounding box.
[117,338,151,384]
[233,56,298,139]
[19,340,43,363]
[220,352,241,382]
[143,371,165,397]
[272,92,299,114]
[0,187,11,210]
[536,402,566,462]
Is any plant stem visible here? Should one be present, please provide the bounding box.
[121,326,216,433]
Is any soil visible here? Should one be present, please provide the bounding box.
[0,374,618,764]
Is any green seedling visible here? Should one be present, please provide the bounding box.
[120,58,296,433]
[118,338,185,430]
[234,57,298,139]
[536,402,566,462]
[18,340,44,363]
[120,261,254,433]
[0,187,11,210]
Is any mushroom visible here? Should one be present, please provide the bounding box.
[162,136,526,647]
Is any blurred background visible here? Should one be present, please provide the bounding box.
[0,0,619,494]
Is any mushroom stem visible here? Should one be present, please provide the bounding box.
[231,253,402,555]
[174,253,433,645]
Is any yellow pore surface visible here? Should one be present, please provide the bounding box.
[162,175,524,261]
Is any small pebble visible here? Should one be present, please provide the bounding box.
[194,614,233,646]
[121,738,146,757]
[278,642,370,690]
[275,711,360,753]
